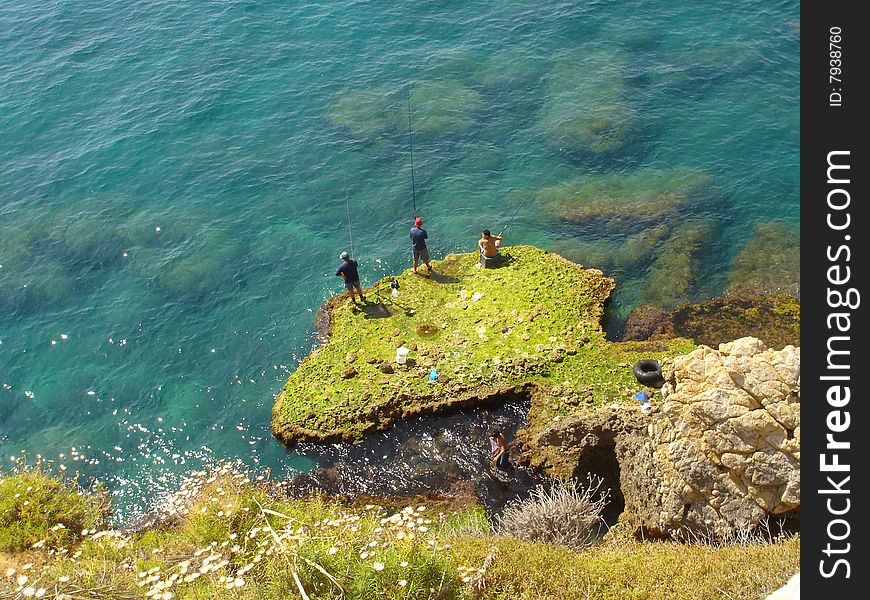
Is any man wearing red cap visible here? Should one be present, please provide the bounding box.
[409,217,432,275]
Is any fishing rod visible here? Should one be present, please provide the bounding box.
[498,195,532,238]
[407,90,418,217]
[345,187,355,259]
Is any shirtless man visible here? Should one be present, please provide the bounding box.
[489,428,510,469]
[478,229,503,258]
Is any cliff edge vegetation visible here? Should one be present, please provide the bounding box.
[1,459,799,600]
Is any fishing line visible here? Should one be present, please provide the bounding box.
[345,187,355,259]
[407,90,418,217]
[499,195,533,238]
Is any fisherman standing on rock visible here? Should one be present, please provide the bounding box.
[410,216,432,275]
[335,251,365,304]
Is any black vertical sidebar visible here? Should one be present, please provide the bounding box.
[802,1,869,596]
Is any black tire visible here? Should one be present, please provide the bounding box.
[633,359,664,386]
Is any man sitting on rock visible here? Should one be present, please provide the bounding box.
[478,229,504,268]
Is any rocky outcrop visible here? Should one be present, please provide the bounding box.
[519,336,800,538]
[272,246,633,444]
[639,337,800,535]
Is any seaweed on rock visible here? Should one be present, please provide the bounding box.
[534,168,714,230]
[652,294,800,349]
[726,222,800,297]
[643,220,713,310]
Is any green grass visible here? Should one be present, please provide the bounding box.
[0,462,799,600]
[0,456,110,554]
[445,533,799,600]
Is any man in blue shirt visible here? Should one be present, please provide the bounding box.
[335,251,365,303]
[409,217,432,275]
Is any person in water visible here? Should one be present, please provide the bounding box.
[489,428,510,469]
[335,251,365,303]
[409,217,432,275]
[478,229,503,266]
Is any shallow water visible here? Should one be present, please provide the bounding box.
[291,395,537,516]
[0,0,799,521]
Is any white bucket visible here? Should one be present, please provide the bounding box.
[395,346,410,364]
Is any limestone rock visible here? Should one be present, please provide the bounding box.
[622,337,800,536]
[519,336,800,539]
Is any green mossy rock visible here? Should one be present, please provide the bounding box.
[272,246,695,445]
[653,294,800,350]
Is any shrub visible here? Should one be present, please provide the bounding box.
[0,456,110,553]
[495,475,609,551]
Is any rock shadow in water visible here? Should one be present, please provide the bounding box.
[287,394,540,516]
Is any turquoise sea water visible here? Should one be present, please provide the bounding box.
[0,0,799,520]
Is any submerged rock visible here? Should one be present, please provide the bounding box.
[473,47,548,90]
[156,230,244,300]
[406,79,484,137]
[538,49,639,155]
[643,220,713,309]
[535,168,714,229]
[644,41,761,92]
[326,79,483,142]
[726,222,800,297]
[549,223,672,273]
[325,85,402,141]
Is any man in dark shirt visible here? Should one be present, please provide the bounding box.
[409,217,432,275]
[335,251,365,303]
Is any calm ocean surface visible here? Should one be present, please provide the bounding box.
[0,0,799,520]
